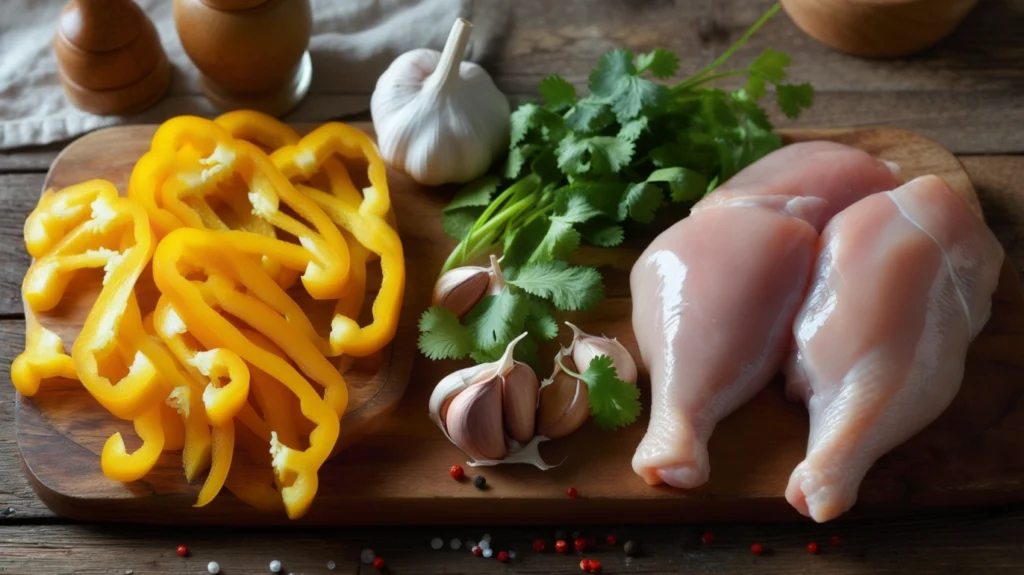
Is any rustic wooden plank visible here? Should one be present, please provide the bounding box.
[0,173,43,316]
[1,507,1024,574]
[494,0,1024,154]
[964,156,1024,277]
[0,320,56,520]
[0,144,62,173]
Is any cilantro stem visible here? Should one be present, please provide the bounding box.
[670,69,749,94]
[674,3,780,91]
[556,356,585,380]
[442,192,538,272]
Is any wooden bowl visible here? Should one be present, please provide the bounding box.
[780,0,980,58]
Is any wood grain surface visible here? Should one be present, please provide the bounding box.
[13,124,1024,526]
[2,0,1023,572]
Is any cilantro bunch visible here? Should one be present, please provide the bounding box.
[418,4,813,428]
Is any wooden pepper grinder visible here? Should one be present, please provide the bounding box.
[54,0,171,115]
[174,0,313,116]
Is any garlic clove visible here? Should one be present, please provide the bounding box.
[445,374,507,461]
[501,361,539,443]
[486,254,507,295]
[428,361,494,431]
[537,355,590,439]
[432,265,490,317]
[566,322,638,385]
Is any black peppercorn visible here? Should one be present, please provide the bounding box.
[472,475,487,489]
[624,540,640,557]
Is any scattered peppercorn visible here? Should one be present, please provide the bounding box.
[701,530,715,545]
[555,540,569,553]
[269,559,283,572]
[807,541,819,555]
[624,540,639,557]
[567,487,579,499]
[373,556,386,569]
[326,560,337,570]
[509,551,518,560]
[580,558,592,571]
[574,538,587,552]
[497,551,509,562]
[176,545,189,558]
[532,539,545,552]
[207,562,221,574]
[605,535,617,546]
[589,559,602,572]
[482,548,494,559]
[0,507,13,517]
[360,549,376,564]
[472,475,487,489]
[751,542,763,556]
[830,535,840,547]
[472,546,483,557]
[449,464,465,480]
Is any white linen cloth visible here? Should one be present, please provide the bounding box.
[0,0,509,149]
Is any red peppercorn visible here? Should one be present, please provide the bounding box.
[176,544,188,558]
[498,551,509,562]
[532,539,545,552]
[751,542,763,556]
[574,538,587,552]
[605,535,617,546]
[555,540,569,553]
[473,546,483,557]
[449,464,464,480]
[373,556,385,569]
[588,559,602,572]
[567,487,579,499]
[830,535,840,547]
[807,541,819,555]
[701,530,715,545]
[579,559,592,571]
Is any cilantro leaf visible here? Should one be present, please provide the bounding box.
[648,167,708,203]
[637,48,680,79]
[589,49,636,99]
[618,182,663,223]
[578,355,642,429]
[617,117,649,143]
[441,208,483,240]
[557,135,634,177]
[531,218,581,263]
[502,217,548,273]
[539,74,578,108]
[776,83,814,119]
[508,261,604,311]
[579,220,625,247]
[466,288,528,351]
[504,144,541,180]
[744,75,767,101]
[524,299,559,341]
[566,180,627,218]
[610,76,668,122]
[555,191,605,224]
[445,176,499,212]
[749,47,791,83]
[564,99,616,133]
[417,307,473,360]
[510,103,565,146]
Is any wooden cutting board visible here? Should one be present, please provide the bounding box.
[15,125,1024,525]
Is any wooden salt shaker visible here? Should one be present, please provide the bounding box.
[780,0,981,58]
[54,0,171,115]
[174,0,313,116]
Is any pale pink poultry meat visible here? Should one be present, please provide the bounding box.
[630,142,901,489]
[785,175,1004,522]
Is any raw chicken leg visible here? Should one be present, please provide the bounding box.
[785,175,1004,522]
[631,142,901,488]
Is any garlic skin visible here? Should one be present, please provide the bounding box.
[428,332,558,470]
[566,322,638,385]
[432,266,490,317]
[371,18,510,186]
[431,255,507,317]
[537,354,590,440]
[502,362,539,443]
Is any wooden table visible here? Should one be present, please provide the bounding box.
[2,1,1023,572]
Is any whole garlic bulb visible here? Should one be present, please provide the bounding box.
[371,18,510,186]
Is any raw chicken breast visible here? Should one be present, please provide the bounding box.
[631,142,901,489]
[785,175,1004,522]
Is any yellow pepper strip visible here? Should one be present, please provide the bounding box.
[160,401,186,452]
[153,228,341,519]
[298,184,405,357]
[23,180,120,259]
[11,319,77,396]
[271,122,392,220]
[214,110,300,152]
[226,424,285,512]
[195,421,234,508]
[101,403,165,483]
[143,116,350,300]
[241,329,302,450]
[127,149,190,238]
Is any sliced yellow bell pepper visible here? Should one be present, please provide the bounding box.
[101,403,165,483]
[11,319,77,396]
[153,227,342,519]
